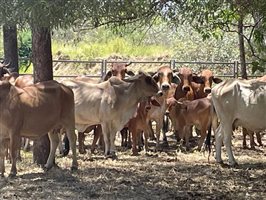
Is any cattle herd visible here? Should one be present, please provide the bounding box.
[0,61,265,178]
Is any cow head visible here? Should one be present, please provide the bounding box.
[199,69,223,94]
[0,62,11,79]
[176,67,203,93]
[104,62,135,81]
[152,66,180,94]
[124,71,163,97]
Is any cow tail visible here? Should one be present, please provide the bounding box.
[205,96,218,162]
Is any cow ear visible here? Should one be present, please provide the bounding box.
[172,73,181,84]
[103,71,112,81]
[151,99,161,107]
[126,70,135,76]
[213,77,223,84]
[192,76,204,84]
[152,73,159,82]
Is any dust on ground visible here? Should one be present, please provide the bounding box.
[0,131,265,200]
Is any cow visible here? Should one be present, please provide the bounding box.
[168,68,221,144]
[167,96,217,151]
[128,98,160,155]
[168,67,203,141]
[62,63,135,154]
[192,69,223,99]
[0,80,78,177]
[211,78,266,166]
[62,72,162,158]
[145,66,181,148]
[104,62,135,81]
[242,75,266,149]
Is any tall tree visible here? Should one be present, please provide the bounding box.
[3,24,19,73]
[31,26,53,165]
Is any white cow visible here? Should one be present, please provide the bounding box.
[62,72,162,158]
[211,78,266,166]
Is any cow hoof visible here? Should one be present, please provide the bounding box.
[71,166,78,171]
[8,173,16,178]
[131,152,139,156]
[229,162,239,168]
[162,141,169,148]
[43,164,53,172]
[79,149,86,154]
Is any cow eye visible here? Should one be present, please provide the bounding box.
[145,76,153,84]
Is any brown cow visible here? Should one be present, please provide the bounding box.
[104,62,135,81]
[128,98,160,155]
[62,72,162,158]
[167,96,217,151]
[0,80,78,177]
[192,69,223,99]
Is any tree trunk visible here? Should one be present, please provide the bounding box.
[31,26,53,165]
[3,24,19,73]
[238,16,248,79]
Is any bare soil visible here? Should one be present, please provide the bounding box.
[0,131,265,200]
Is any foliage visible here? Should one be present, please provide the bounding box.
[18,30,32,72]
[52,23,238,62]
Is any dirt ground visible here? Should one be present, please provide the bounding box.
[0,131,265,200]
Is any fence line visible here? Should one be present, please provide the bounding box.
[17,58,263,79]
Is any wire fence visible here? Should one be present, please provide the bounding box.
[18,58,264,79]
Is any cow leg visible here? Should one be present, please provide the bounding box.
[65,127,78,170]
[78,132,86,154]
[222,124,237,166]
[256,132,263,146]
[155,121,162,150]
[131,128,138,156]
[23,138,31,152]
[148,121,156,141]
[249,130,256,149]
[0,139,8,177]
[101,125,111,156]
[143,131,149,153]
[162,115,169,145]
[45,132,59,170]
[91,125,101,153]
[109,131,117,159]
[9,134,21,177]
[197,126,208,151]
[184,127,190,151]
[215,125,223,164]
[242,128,248,149]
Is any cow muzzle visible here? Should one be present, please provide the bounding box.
[161,84,170,91]
[204,88,211,94]
[182,86,190,92]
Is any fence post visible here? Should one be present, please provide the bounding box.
[233,61,239,78]
[101,59,107,78]
[170,59,176,70]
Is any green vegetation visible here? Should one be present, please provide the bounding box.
[51,24,239,62]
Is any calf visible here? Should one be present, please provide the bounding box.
[168,96,216,150]
[0,80,78,177]
[128,98,160,155]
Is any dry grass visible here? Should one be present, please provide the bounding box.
[0,131,265,200]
